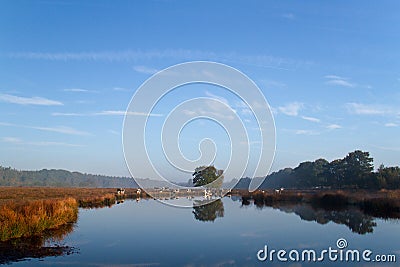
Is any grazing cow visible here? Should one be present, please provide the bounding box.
[117,188,125,195]
[274,188,284,194]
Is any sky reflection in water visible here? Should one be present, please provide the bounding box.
[9,197,400,267]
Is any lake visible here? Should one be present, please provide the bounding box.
[5,196,400,266]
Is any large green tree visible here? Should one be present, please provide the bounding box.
[343,150,374,188]
[192,166,223,188]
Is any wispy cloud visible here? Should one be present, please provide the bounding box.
[96,110,163,117]
[346,103,391,115]
[259,79,287,89]
[295,129,319,135]
[7,49,313,70]
[133,65,159,75]
[51,112,84,116]
[2,137,22,143]
[205,91,229,105]
[63,88,88,92]
[0,93,63,106]
[371,144,400,152]
[0,122,90,136]
[1,136,83,147]
[324,75,346,80]
[326,124,342,130]
[385,123,398,127]
[278,102,303,116]
[113,87,132,92]
[63,88,98,93]
[301,116,320,123]
[108,129,120,135]
[181,98,236,121]
[324,75,356,88]
[182,108,235,121]
[31,126,90,136]
[52,110,163,117]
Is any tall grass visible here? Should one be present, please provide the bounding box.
[0,198,78,241]
[78,193,116,208]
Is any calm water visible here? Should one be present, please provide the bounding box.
[6,197,400,266]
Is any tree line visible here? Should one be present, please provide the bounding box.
[257,150,400,190]
[0,167,139,188]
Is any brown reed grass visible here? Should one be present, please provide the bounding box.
[0,198,78,241]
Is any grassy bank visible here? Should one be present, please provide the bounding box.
[0,187,144,241]
[0,198,78,241]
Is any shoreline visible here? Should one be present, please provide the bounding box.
[1,187,400,242]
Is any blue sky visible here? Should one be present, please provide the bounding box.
[0,1,399,181]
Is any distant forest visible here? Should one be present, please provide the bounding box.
[0,167,138,188]
[1,150,399,190]
[237,150,400,190]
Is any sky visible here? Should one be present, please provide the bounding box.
[0,1,399,182]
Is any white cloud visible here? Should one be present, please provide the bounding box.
[259,79,287,89]
[205,91,229,105]
[182,110,197,116]
[324,75,346,80]
[52,112,84,116]
[0,93,63,106]
[1,137,83,147]
[113,87,131,92]
[108,130,120,135]
[133,65,159,75]
[278,102,303,116]
[346,103,387,115]
[31,126,90,136]
[324,75,356,88]
[371,145,400,152]
[63,88,89,92]
[29,141,84,147]
[2,137,22,143]
[8,49,312,70]
[95,110,163,117]
[181,105,235,121]
[385,123,398,127]
[0,122,90,136]
[326,124,342,130]
[52,110,163,117]
[295,129,319,135]
[326,79,355,87]
[301,116,320,123]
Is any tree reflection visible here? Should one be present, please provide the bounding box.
[193,199,224,222]
[289,204,376,234]
[241,197,378,235]
[0,222,77,264]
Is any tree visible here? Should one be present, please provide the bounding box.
[326,159,346,188]
[342,150,374,188]
[293,159,329,188]
[192,166,224,188]
[377,164,400,189]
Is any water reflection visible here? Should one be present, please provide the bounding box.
[240,196,379,234]
[0,222,77,265]
[192,199,225,222]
